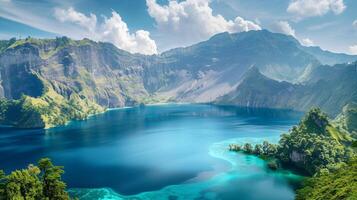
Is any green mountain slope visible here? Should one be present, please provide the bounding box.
[296,157,357,200]
[216,63,357,117]
[277,108,353,175]
[335,102,357,138]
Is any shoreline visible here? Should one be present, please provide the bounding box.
[4,102,303,130]
[68,136,303,199]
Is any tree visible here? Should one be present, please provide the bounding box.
[0,170,5,198]
[254,144,263,155]
[243,143,253,154]
[296,157,357,200]
[262,141,269,155]
[38,158,69,200]
[0,158,71,200]
[5,165,43,200]
[229,144,241,151]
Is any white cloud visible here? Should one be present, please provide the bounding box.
[146,0,261,50]
[301,38,315,46]
[270,21,296,37]
[269,21,315,47]
[287,0,346,19]
[99,12,157,55]
[349,45,357,55]
[54,8,157,55]
[54,7,97,33]
[353,20,357,29]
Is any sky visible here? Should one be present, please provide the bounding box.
[0,0,356,55]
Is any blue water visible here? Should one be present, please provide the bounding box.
[0,104,303,200]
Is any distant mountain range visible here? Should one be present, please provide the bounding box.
[0,30,356,128]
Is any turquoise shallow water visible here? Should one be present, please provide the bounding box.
[0,104,303,200]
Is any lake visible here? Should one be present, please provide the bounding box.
[0,104,303,200]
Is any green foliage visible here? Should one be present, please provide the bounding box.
[5,165,43,200]
[296,157,357,200]
[277,108,354,175]
[0,84,104,128]
[335,102,357,139]
[38,158,69,200]
[254,144,263,155]
[0,170,5,198]
[242,143,253,154]
[229,108,355,175]
[277,109,353,175]
[228,144,241,151]
[262,141,278,157]
[300,108,329,135]
[229,108,356,199]
[229,140,278,158]
[0,158,71,200]
[352,140,357,148]
[0,97,44,128]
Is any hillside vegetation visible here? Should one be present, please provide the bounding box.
[0,158,71,200]
[229,108,356,199]
[295,157,357,200]
[0,80,103,128]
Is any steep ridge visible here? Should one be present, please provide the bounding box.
[216,63,357,117]
[302,46,357,65]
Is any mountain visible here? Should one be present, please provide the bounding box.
[0,30,356,128]
[302,46,357,66]
[155,30,320,102]
[335,102,357,138]
[216,62,357,117]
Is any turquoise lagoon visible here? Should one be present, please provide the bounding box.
[0,104,303,200]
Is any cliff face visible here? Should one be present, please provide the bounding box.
[0,30,356,128]
[0,31,326,105]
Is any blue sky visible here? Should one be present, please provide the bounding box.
[0,0,356,55]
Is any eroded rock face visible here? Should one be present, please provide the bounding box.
[1,30,356,112]
[0,44,44,99]
[290,151,305,163]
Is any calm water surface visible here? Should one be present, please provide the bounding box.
[0,104,303,200]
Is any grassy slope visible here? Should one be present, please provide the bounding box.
[26,87,104,128]
[0,80,104,128]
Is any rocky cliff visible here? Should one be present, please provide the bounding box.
[1,30,356,128]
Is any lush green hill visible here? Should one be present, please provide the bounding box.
[231,108,354,175]
[277,108,353,175]
[0,80,103,128]
[229,108,357,199]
